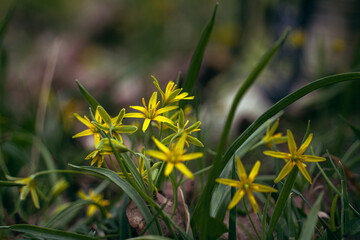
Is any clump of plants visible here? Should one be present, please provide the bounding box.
[1,3,360,240]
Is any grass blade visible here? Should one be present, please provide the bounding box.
[299,192,324,240]
[338,162,350,236]
[69,164,159,235]
[267,167,298,239]
[193,28,290,239]
[44,200,107,229]
[181,3,218,106]
[0,180,24,187]
[76,80,101,112]
[7,224,95,239]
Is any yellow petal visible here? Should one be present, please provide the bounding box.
[263,151,291,160]
[164,163,174,176]
[236,157,247,182]
[154,115,173,124]
[125,112,145,119]
[180,152,203,161]
[157,105,178,115]
[216,178,241,187]
[251,183,278,193]
[274,161,296,183]
[297,133,313,155]
[296,162,312,184]
[176,163,194,179]
[30,186,40,209]
[301,155,326,162]
[152,137,171,155]
[87,205,97,216]
[248,161,261,183]
[142,118,151,132]
[247,191,259,214]
[287,130,297,154]
[149,92,158,108]
[269,119,279,136]
[72,129,94,138]
[130,106,147,114]
[73,113,92,128]
[228,189,245,210]
[146,150,168,161]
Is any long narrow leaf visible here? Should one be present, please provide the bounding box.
[193,27,290,239]
[181,3,218,106]
[338,162,350,236]
[8,224,95,240]
[69,164,159,235]
[299,192,324,240]
[76,80,100,112]
[267,168,299,238]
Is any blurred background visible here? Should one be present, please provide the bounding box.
[1,0,360,224]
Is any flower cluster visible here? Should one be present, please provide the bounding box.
[216,121,326,213]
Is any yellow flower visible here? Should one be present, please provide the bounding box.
[146,134,203,179]
[73,108,102,147]
[125,92,178,132]
[262,119,287,149]
[152,76,194,106]
[7,175,40,209]
[216,158,277,213]
[78,189,110,217]
[263,130,326,184]
[94,106,138,142]
[85,138,130,167]
[162,109,203,147]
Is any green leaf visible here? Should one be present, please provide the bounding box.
[0,1,16,47]
[339,115,360,141]
[338,162,350,236]
[267,167,299,238]
[193,27,290,239]
[44,200,107,229]
[0,180,24,186]
[8,224,95,239]
[181,3,218,108]
[299,192,324,240]
[76,80,100,112]
[69,164,159,235]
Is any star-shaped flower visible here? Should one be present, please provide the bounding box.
[216,158,277,213]
[7,175,40,209]
[263,130,326,184]
[146,134,203,179]
[162,109,203,147]
[125,92,178,132]
[78,189,110,217]
[261,119,287,149]
[152,76,194,106]
[73,108,102,147]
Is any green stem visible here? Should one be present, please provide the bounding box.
[243,198,260,240]
[229,157,236,240]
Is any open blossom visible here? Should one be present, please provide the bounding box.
[261,119,287,149]
[7,175,40,209]
[152,76,194,106]
[78,189,110,217]
[146,134,203,179]
[216,158,277,213]
[73,108,102,147]
[263,130,326,184]
[125,92,178,132]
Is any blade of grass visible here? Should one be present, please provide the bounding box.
[338,162,350,236]
[181,3,218,107]
[193,27,290,239]
[299,192,324,240]
[267,167,298,239]
[44,200,107,228]
[229,156,236,240]
[69,164,159,235]
[7,224,95,240]
[76,80,101,112]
